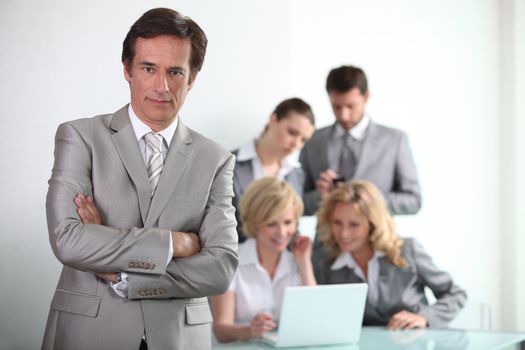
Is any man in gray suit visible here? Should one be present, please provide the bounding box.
[300,65,421,215]
[43,8,238,350]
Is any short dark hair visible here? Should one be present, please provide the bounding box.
[273,98,315,125]
[326,65,368,95]
[122,8,207,77]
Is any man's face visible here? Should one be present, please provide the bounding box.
[328,88,369,130]
[124,35,195,131]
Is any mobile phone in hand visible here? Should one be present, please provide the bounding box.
[332,176,345,186]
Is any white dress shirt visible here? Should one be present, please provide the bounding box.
[330,249,385,304]
[228,238,302,323]
[109,105,177,297]
[236,138,301,180]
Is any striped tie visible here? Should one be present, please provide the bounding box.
[145,132,164,197]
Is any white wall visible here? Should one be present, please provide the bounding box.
[0,0,522,348]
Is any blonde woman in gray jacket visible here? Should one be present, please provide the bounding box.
[314,180,466,329]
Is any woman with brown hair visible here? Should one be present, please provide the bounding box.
[314,180,466,329]
[232,97,315,242]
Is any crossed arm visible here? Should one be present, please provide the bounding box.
[47,122,239,299]
[74,193,200,283]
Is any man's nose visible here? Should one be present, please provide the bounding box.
[154,74,169,93]
[340,108,352,121]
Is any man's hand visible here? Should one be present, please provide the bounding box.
[316,169,339,199]
[75,193,101,224]
[171,231,201,258]
[96,272,120,283]
[387,310,428,330]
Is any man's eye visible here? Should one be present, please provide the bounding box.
[143,67,154,73]
[169,70,183,77]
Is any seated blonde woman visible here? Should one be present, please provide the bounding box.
[212,177,315,343]
[314,180,466,329]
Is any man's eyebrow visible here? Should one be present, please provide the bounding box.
[139,61,186,71]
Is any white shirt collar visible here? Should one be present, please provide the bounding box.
[236,139,259,162]
[330,250,385,272]
[239,238,294,280]
[128,104,178,146]
[334,113,371,140]
[236,139,301,179]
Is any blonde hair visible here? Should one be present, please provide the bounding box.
[317,180,406,268]
[239,177,304,237]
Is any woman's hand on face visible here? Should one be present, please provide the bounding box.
[291,235,312,264]
[387,310,428,330]
[249,313,277,337]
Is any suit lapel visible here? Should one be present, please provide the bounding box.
[145,120,193,227]
[354,122,378,178]
[110,106,151,224]
[317,126,332,172]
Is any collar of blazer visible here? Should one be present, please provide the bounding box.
[110,105,194,227]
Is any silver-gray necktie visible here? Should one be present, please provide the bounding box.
[338,134,357,180]
[145,132,164,197]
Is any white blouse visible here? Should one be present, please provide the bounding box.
[228,238,302,323]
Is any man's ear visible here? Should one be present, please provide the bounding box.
[123,62,132,82]
[363,91,370,103]
[188,72,198,90]
[269,113,278,126]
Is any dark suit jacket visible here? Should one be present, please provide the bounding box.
[299,122,421,215]
[314,238,467,328]
[231,148,304,242]
[43,106,239,350]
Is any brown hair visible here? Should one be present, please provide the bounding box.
[326,65,368,95]
[261,97,315,135]
[317,180,406,267]
[239,178,303,237]
[122,8,207,78]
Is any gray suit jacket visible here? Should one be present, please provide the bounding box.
[299,122,421,215]
[231,149,304,242]
[314,238,467,328]
[43,106,239,350]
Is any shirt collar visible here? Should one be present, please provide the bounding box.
[334,113,371,140]
[236,139,258,162]
[236,139,301,175]
[330,249,385,271]
[239,238,294,279]
[239,238,260,266]
[128,104,178,146]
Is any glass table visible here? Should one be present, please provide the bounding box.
[214,326,525,350]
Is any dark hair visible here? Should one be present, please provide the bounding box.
[273,98,315,125]
[122,8,207,77]
[326,65,368,95]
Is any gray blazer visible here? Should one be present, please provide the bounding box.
[299,122,421,215]
[43,106,239,350]
[231,149,304,242]
[314,238,467,328]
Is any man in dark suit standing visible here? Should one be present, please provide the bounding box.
[300,65,421,215]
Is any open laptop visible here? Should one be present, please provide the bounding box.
[261,283,368,348]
